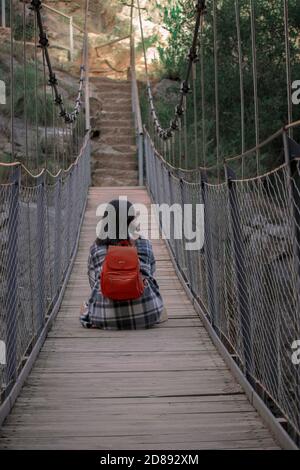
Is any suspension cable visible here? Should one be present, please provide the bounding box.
[284,0,292,137]
[200,30,206,167]
[250,0,260,175]
[23,2,29,169]
[192,62,199,168]
[29,0,85,124]
[213,0,220,182]
[234,0,245,178]
[10,0,15,161]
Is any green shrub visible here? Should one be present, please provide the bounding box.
[13,62,53,125]
[149,0,300,173]
[12,12,35,42]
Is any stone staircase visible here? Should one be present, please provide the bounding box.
[89,77,138,187]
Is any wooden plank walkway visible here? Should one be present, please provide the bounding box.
[0,188,279,449]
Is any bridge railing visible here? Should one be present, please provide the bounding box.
[0,135,90,406]
[134,0,300,445]
[43,3,84,62]
[130,1,144,186]
[144,128,300,445]
[0,0,91,419]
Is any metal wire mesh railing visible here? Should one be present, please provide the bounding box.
[0,0,91,404]
[0,136,90,401]
[145,128,300,443]
[132,0,300,445]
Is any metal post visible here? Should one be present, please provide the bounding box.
[66,170,73,262]
[138,133,144,186]
[53,176,62,299]
[5,166,20,391]
[200,170,217,327]
[69,16,74,62]
[226,165,253,376]
[283,133,300,272]
[167,171,181,264]
[36,173,45,333]
[87,137,91,186]
[283,131,300,427]
[180,179,192,286]
[84,1,90,132]
[84,49,90,132]
[1,0,5,28]
[144,132,149,183]
[284,1,292,136]
[70,165,77,256]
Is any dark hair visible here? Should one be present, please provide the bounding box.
[95,199,136,246]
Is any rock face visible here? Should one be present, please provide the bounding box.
[152,78,179,103]
[89,77,138,187]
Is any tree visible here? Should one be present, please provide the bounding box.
[152,0,300,173]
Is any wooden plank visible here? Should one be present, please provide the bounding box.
[31,348,227,372]
[0,187,279,450]
[0,436,279,450]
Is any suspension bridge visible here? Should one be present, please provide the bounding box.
[0,0,299,450]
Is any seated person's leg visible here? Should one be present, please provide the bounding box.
[79,302,93,328]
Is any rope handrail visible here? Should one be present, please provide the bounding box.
[145,129,292,187]
[144,127,217,175]
[226,161,289,184]
[43,2,84,32]
[0,131,91,180]
[95,34,131,54]
[285,120,300,131]
[224,128,285,164]
[224,118,300,165]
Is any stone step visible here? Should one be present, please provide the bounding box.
[102,111,132,120]
[100,136,136,146]
[93,169,138,187]
[89,77,130,84]
[103,104,132,112]
[92,149,137,159]
[92,176,139,188]
[101,98,132,106]
[92,144,137,156]
[89,78,131,91]
[100,127,135,137]
[90,76,138,187]
[93,181,139,188]
[104,144,137,153]
[100,120,132,129]
[93,167,138,176]
[92,158,137,171]
[97,91,132,99]
[96,88,131,95]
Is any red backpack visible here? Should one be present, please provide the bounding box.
[100,241,144,301]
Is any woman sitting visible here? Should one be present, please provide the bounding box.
[80,199,164,329]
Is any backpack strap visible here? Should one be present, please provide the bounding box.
[118,240,131,247]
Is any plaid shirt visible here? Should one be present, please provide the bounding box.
[87,238,164,329]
